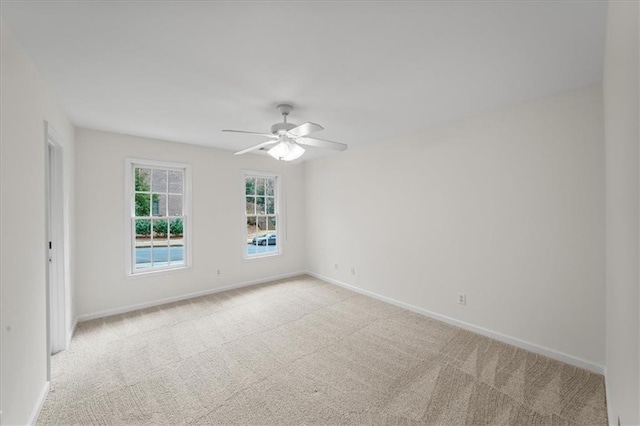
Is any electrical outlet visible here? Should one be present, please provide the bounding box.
[334,264,339,270]
[457,293,466,305]
[217,269,221,275]
[351,267,356,275]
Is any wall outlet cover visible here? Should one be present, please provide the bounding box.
[457,293,466,305]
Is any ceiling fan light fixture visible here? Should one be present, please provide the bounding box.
[268,140,305,161]
[226,103,347,159]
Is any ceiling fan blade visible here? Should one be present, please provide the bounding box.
[297,137,348,152]
[234,140,277,155]
[287,122,324,138]
[223,129,275,138]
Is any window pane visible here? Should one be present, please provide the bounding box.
[135,193,151,216]
[135,168,151,191]
[256,178,265,196]
[268,216,277,231]
[167,219,184,265]
[152,169,168,192]
[169,245,184,265]
[245,177,255,195]
[266,178,274,196]
[152,194,167,216]
[135,219,152,269]
[169,218,184,238]
[246,216,257,241]
[256,197,265,214]
[135,219,152,240]
[135,248,152,269]
[153,219,169,239]
[168,170,183,194]
[266,197,275,214]
[152,244,169,266]
[168,194,182,216]
[246,197,256,215]
[257,216,267,233]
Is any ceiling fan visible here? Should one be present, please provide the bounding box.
[223,104,348,161]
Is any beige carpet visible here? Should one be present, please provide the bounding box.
[38,275,607,425]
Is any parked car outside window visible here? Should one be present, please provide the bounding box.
[252,233,276,246]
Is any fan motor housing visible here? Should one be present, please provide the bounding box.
[271,122,296,135]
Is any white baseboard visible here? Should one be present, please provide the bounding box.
[307,271,605,375]
[604,367,614,426]
[76,271,306,322]
[28,381,50,426]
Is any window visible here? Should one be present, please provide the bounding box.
[244,171,280,258]
[125,159,191,274]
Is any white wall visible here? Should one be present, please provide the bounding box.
[306,86,605,369]
[603,1,640,424]
[0,24,75,426]
[74,129,305,318]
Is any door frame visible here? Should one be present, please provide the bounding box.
[45,122,67,366]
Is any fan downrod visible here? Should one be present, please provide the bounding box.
[272,104,296,134]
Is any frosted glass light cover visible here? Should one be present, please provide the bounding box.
[267,142,289,160]
[283,142,305,161]
[268,140,305,161]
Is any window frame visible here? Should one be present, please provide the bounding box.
[242,170,282,260]
[124,158,192,276]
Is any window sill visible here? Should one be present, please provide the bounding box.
[126,265,191,279]
[243,252,282,262]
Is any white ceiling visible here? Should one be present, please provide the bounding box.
[1,1,606,160]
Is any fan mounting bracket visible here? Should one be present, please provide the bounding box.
[277,104,293,117]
